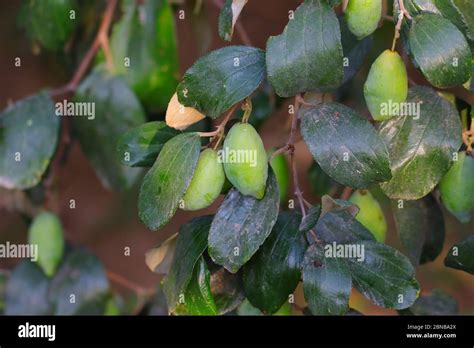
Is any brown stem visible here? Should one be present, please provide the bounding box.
[198,103,239,138]
[290,95,306,217]
[340,186,353,200]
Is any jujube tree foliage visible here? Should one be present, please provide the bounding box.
[0,0,473,316]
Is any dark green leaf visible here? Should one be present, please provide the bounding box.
[434,0,474,47]
[109,0,179,110]
[308,162,342,197]
[348,241,420,309]
[379,86,462,200]
[444,234,474,274]
[243,212,306,314]
[409,289,459,315]
[408,13,473,88]
[184,257,218,315]
[162,216,213,312]
[303,243,351,315]
[138,133,201,230]
[5,261,52,315]
[0,270,7,314]
[210,267,245,315]
[266,0,343,97]
[299,205,321,233]
[218,0,248,42]
[301,102,391,188]
[392,195,445,266]
[49,248,109,315]
[73,69,146,191]
[0,92,59,189]
[117,121,180,167]
[208,169,280,273]
[177,46,266,118]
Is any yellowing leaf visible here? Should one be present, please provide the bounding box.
[165,93,205,130]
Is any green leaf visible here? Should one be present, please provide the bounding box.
[18,0,77,50]
[243,212,307,314]
[348,241,420,309]
[177,46,266,118]
[301,102,391,188]
[444,234,474,275]
[138,133,201,230]
[208,169,280,273]
[266,0,343,97]
[5,261,52,315]
[303,243,352,315]
[392,195,445,266]
[299,205,321,233]
[379,86,462,200]
[117,121,180,167]
[183,257,218,315]
[0,92,59,189]
[162,216,213,312]
[308,162,342,197]
[210,267,245,315]
[408,13,473,88]
[109,0,179,111]
[409,289,459,315]
[434,0,474,48]
[49,248,109,315]
[0,270,8,314]
[218,0,248,41]
[73,69,146,191]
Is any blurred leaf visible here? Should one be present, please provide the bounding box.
[73,69,146,191]
[392,195,445,266]
[117,121,180,168]
[148,285,169,315]
[49,248,109,315]
[0,92,59,190]
[408,289,459,315]
[379,86,462,200]
[303,243,351,315]
[218,0,248,41]
[145,233,178,275]
[243,212,306,314]
[0,270,8,314]
[266,0,343,97]
[210,267,245,315]
[138,133,201,230]
[177,46,266,118]
[162,216,213,312]
[444,234,474,275]
[5,261,52,315]
[109,0,179,111]
[308,162,342,197]
[184,257,218,315]
[301,103,391,189]
[208,169,280,273]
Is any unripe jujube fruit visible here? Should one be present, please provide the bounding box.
[182,148,225,211]
[364,50,408,121]
[439,151,474,223]
[28,211,65,277]
[223,123,268,199]
[349,190,387,242]
[345,0,382,39]
[268,149,290,204]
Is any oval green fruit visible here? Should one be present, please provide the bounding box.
[349,190,387,242]
[269,149,290,204]
[345,0,382,39]
[28,212,65,277]
[223,123,268,199]
[182,148,225,211]
[439,151,474,223]
[364,49,408,121]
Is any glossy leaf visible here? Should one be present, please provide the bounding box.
[301,102,391,188]
[184,257,218,315]
[73,69,146,191]
[177,46,266,118]
[243,212,307,314]
[303,243,352,315]
[117,121,179,167]
[444,234,474,275]
[138,133,201,230]
[0,92,59,190]
[49,248,109,315]
[266,0,343,97]
[408,13,473,88]
[218,0,248,41]
[379,86,462,200]
[162,216,213,312]
[348,241,420,309]
[208,169,280,273]
[391,195,445,266]
[434,0,474,48]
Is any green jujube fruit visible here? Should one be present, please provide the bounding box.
[439,151,474,223]
[269,149,290,204]
[345,0,382,39]
[349,190,387,242]
[223,123,268,199]
[28,212,65,277]
[182,148,225,211]
[364,50,408,121]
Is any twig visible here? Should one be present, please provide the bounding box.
[391,0,412,51]
[198,104,239,138]
[340,186,353,200]
[290,95,306,217]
